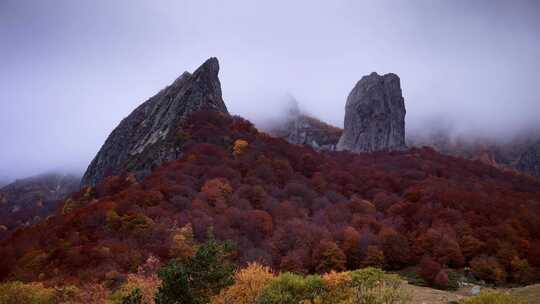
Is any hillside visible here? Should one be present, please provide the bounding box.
[407,131,540,179]
[0,173,80,240]
[1,111,539,289]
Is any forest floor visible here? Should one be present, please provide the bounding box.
[404,283,540,303]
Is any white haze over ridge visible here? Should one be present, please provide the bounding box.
[1,0,539,180]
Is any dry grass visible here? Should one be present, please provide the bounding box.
[510,284,540,304]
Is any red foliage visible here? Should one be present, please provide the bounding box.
[434,269,449,289]
[418,256,442,285]
[1,111,540,285]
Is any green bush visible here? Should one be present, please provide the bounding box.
[349,268,410,304]
[256,272,324,304]
[256,268,410,304]
[0,281,55,304]
[154,236,235,304]
[459,291,527,304]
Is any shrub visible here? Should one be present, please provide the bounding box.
[510,256,532,284]
[459,291,527,304]
[470,256,507,284]
[349,268,411,304]
[320,271,352,303]
[170,224,196,258]
[154,236,235,304]
[0,281,55,304]
[433,270,449,289]
[122,288,144,304]
[256,272,324,304]
[418,256,441,285]
[69,283,109,303]
[110,272,160,304]
[213,262,274,304]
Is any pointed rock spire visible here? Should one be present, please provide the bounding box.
[81,58,228,186]
[337,72,406,153]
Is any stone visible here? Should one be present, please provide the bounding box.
[81,57,228,187]
[469,286,481,296]
[337,72,406,153]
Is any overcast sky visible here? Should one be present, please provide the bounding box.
[1,0,539,180]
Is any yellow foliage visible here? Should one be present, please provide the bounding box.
[233,139,249,156]
[70,283,109,303]
[170,224,196,258]
[61,198,76,215]
[52,285,81,304]
[213,262,274,304]
[0,281,55,304]
[321,271,352,303]
[110,273,161,304]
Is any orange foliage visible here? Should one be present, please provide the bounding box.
[213,262,273,304]
[233,139,249,156]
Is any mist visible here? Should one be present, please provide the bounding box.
[1,0,539,181]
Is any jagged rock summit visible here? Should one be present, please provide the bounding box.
[337,72,406,153]
[81,57,228,186]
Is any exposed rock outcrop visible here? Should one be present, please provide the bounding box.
[270,100,342,151]
[81,58,228,186]
[337,72,406,153]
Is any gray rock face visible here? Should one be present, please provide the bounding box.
[337,72,406,153]
[517,140,540,179]
[81,58,228,187]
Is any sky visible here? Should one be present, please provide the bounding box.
[1,0,539,180]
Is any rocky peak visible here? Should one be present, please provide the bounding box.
[81,58,228,187]
[337,72,406,153]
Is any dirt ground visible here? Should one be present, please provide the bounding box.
[403,283,540,304]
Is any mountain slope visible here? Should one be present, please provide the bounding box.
[2,111,539,286]
[0,173,80,240]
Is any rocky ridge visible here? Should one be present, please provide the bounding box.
[81,58,228,187]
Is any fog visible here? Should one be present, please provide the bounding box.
[1,0,539,181]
